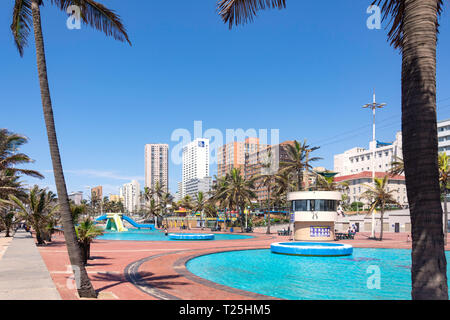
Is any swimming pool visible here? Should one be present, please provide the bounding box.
[96,228,253,241]
[186,248,450,300]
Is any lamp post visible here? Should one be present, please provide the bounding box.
[363,90,386,239]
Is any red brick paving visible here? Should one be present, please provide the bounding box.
[37,229,450,300]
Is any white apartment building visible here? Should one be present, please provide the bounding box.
[184,176,213,199]
[120,180,141,213]
[438,119,450,155]
[145,144,169,193]
[181,138,210,198]
[68,191,83,205]
[334,131,403,177]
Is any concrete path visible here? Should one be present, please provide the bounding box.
[0,229,61,300]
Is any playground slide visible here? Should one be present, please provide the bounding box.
[122,215,155,230]
[113,214,127,232]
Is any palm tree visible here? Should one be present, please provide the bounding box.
[279,140,322,191]
[217,0,448,300]
[159,192,174,227]
[194,191,207,229]
[389,156,405,176]
[75,217,104,265]
[439,152,450,245]
[0,129,44,181]
[362,176,399,241]
[8,185,59,245]
[218,168,256,232]
[180,195,194,229]
[10,0,131,298]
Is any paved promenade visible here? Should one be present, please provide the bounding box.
[0,229,61,300]
[37,228,450,300]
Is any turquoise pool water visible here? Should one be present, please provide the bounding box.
[186,248,450,300]
[97,228,253,241]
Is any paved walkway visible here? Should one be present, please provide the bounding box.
[38,229,450,300]
[0,229,61,300]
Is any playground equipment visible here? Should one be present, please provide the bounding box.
[95,213,155,231]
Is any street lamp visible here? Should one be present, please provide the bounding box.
[363,89,386,239]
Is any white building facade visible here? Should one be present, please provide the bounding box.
[120,180,141,213]
[145,144,169,193]
[184,176,213,199]
[438,119,450,155]
[181,138,210,198]
[334,131,403,177]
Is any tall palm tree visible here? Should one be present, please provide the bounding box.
[279,140,322,191]
[217,0,448,300]
[10,0,131,298]
[0,129,44,180]
[362,176,399,241]
[438,152,450,245]
[217,168,256,232]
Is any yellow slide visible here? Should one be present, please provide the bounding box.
[106,213,128,232]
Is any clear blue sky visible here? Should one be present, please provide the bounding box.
[2,1,450,197]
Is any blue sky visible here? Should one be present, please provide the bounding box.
[2,0,450,197]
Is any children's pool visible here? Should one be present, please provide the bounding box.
[186,248,450,300]
[96,229,253,241]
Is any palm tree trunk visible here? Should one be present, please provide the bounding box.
[30,0,97,298]
[402,0,448,300]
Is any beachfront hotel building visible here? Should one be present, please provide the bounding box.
[217,137,267,178]
[145,144,169,193]
[333,131,406,207]
[334,171,407,207]
[181,138,210,198]
[120,180,141,213]
[333,131,403,177]
[438,118,450,155]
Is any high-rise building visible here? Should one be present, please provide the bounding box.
[91,186,103,201]
[333,132,403,177]
[145,144,169,192]
[217,137,267,177]
[245,141,295,203]
[182,138,210,198]
[120,180,141,213]
[438,119,450,156]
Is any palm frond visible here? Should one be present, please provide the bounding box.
[374,0,443,49]
[50,0,131,45]
[217,0,286,29]
[11,0,33,57]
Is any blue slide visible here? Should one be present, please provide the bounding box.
[122,215,155,229]
[95,214,154,230]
